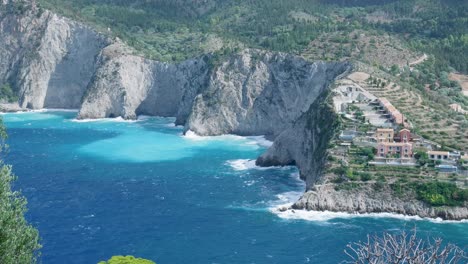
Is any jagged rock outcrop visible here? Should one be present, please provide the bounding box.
[291,184,468,221]
[185,50,349,137]
[256,91,340,186]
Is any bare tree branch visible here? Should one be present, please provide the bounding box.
[343,229,467,264]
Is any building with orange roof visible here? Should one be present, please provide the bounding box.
[427,151,450,161]
[375,128,394,143]
[377,142,413,158]
[378,98,404,125]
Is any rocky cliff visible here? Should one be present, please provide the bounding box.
[256,91,340,186]
[291,184,468,221]
[77,42,210,121]
[0,0,108,109]
[185,51,347,137]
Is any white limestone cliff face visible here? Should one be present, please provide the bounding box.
[185,50,348,137]
[78,42,210,121]
[18,14,107,109]
[0,1,108,109]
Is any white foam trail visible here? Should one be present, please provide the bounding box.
[71,117,139,123]
[41,108,79,112]
[183,130,205,140]
[246,136,273,147]
[163,122,184,129]
[226,159,293,171]
[137,115,152,121]
[184,130,252,141]
[271,207,468,224]
[227,159,258,171]
[2,108,80,114]
[1,109,48,114]
[272,191,304,205]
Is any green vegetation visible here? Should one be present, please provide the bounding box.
[37,0,468,73]
[0,118,41,264]
[98,255,156,264]
[415,182,468,206]
[0,84,18,103]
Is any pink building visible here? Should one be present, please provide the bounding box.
[397,129,411,143]
[377,142,413,158]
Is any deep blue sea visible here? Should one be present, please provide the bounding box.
[2,111,467,264]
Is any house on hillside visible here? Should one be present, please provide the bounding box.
[375,128,394,143]
[378,98,404,125]
[395,128,412,143]
[427,151,450,161]
[377,142,413,158]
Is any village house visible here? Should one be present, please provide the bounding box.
[395,128,411,143]
[375,128,394,143]
[427,151,450,161]
[378,98,404,125]
[377,142,413,158]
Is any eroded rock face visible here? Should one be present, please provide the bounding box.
[185,50,349,137]
[256,91,341,186]
[77,42,211,121]
[0,2,108,109]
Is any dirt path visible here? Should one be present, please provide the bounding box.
[409,53,427,67]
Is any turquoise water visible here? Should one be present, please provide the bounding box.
[3,111,467,264]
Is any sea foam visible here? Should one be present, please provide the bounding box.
[271,208,468,224]
[226,159,293,171]
[71,117,139,123]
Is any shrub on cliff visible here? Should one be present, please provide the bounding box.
[415,182,468,206]
[0,84,18,103]
[0,118,41,264]
[98,255,156,264]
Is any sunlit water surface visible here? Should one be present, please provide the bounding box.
[3,111,467,264]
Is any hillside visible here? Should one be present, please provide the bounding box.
[31,0,468,151]
[37,0,467,69]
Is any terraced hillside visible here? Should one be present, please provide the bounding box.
[348,72,468,151]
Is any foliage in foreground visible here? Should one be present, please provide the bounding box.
[98,255,156,264]
[345,230,467,264]
[0,118,41,264]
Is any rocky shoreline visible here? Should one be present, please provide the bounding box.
[0,103,26,112]
[288,184,468,221]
